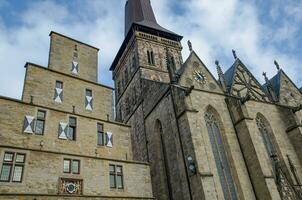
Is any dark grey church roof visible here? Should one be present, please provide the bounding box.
[267,71,281,98]
[110,0,182,71]
[261,71,281,100]
[263,69,301,99]
[223,59,238,90]
[125,0,177,36]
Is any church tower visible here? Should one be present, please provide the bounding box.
[111,0,183,124]
[110,0,191,199]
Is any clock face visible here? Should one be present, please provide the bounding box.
[193,70,206,84]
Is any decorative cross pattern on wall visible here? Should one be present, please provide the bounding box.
[54,88,63,103]
[23,116,35,134]
[232,65,268,101]
[58,122,68,139]
[85,96,93,111]
[106,132,113,148]
[71,61,79,74]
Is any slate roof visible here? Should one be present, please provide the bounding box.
[266,71,281,98]
[110,0,182,71]
[125,0,177,36]
[223,60,238,90]
[223,58,266,95]
[261,70,280,101]
[262,69,302,100]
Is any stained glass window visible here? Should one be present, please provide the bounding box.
[205,111,237,200]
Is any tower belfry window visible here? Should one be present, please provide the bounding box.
[147,51,155,65]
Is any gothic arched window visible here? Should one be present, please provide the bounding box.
[205,110,237,200]
[255,114,276,163]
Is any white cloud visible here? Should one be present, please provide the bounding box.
[152,0,301,86]
[0,0,301,99]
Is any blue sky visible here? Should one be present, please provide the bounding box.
[0,0,301,99]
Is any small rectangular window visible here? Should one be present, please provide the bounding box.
[3,152,14,162]
[116,165,123,189]
[35,110,46,135]
[147,51,151,65]
[151,51,155,65]
[68,117,77,140]
[12,165,24,182]
[72,160,80,174]
[97,123,104,146]
[64,159,80,174]
[0,164,12,182]
[0,152,25,183]
[15,154,25,163]
[56,81,63,89]
[86,89,92,97]
[109,164,123,189]
[63,159,71,173]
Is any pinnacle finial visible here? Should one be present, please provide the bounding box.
[216,60,223,77]
[232,49,237,60]
[274,60,280,71]
[262,72,269,83]
[188,40,193,52]
[215,59,227,92]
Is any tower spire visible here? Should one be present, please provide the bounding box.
[125,0,176,36]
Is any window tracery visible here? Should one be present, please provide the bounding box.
[204,110,237,200]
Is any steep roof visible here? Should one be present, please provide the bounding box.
[223,58,266,97]
[110,0,182,72]
[264,71,281,98]
[223,60,238,90]
[266,69,302,99]
[125,0,177,36]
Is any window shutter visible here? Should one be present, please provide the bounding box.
[85,96,93,111]
[54,88,63,103]
[58,122,68,139]
[23,116,35,134]
[106,132,113,148]
[71,61,79,74]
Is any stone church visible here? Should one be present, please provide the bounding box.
[1,0,302,200]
